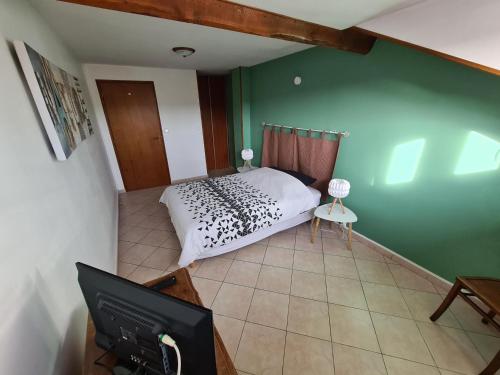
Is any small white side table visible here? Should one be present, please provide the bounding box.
[311,204,358,250]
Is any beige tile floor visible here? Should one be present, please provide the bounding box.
[117,186,500,375]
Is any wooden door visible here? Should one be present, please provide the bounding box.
[198,76,216,170]
[198,75,230,171]
[97,80,170,191]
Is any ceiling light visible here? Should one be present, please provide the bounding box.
[172,47,195,58]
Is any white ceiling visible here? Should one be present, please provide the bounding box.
[31,0,500,73]
[232,0,423,30]
[359,0,500,71]
[31,0,311,73]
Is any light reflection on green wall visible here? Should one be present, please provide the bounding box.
[454,131,500,175]
[386,139,426,185]
[246,41,500,281]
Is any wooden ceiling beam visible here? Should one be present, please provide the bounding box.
[355,27,500,77]
[59,0,376,54]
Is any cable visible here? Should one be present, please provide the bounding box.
[172,345,181,375]
[159,334,181,375]
[93,348,113,373]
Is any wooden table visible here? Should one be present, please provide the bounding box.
[430,276,500,375]
[83,268,237,375]
[311,203,358,250]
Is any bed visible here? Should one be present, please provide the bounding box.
[160,167,321,267]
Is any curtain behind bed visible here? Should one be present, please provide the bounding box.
[261,126,341,196]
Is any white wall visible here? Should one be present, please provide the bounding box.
[84,64,208,190]
[0,0,117,374]
[359,0,500,71]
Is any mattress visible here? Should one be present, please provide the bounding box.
[160,168,321,266]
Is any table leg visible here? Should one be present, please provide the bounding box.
[430,279,461,321]
[480,349,499,375]
[347,222,353,250]
[482,310,496,325]
[310,218,314,241]
[311,217,320,244]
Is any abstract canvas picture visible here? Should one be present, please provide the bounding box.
[14,41,93,160]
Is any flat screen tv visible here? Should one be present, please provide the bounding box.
[76,262,216,375]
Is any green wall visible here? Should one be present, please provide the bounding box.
[247,41,500,281]
[225,73,236,167]
[241,68,252,149]
[230,67,252,167]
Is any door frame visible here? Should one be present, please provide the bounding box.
[96,79,171,190]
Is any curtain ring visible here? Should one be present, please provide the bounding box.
[307,129,312,137]
[321,131,326,140]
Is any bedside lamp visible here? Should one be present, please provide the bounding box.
[328,179,350,214]
[241,148,254,168]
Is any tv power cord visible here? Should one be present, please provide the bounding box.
[159,334,181,375]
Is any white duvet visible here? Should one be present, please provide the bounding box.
[160,167,316,266]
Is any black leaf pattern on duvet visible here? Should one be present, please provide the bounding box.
[175,175,283,249]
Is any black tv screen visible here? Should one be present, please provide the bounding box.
[76,262,216,375]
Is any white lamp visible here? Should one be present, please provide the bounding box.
[241,148,254,168]
[328,179,350,214]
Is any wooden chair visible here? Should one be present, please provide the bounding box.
[430,276,500,375]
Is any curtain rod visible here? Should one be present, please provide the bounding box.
[261,122,349,137]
